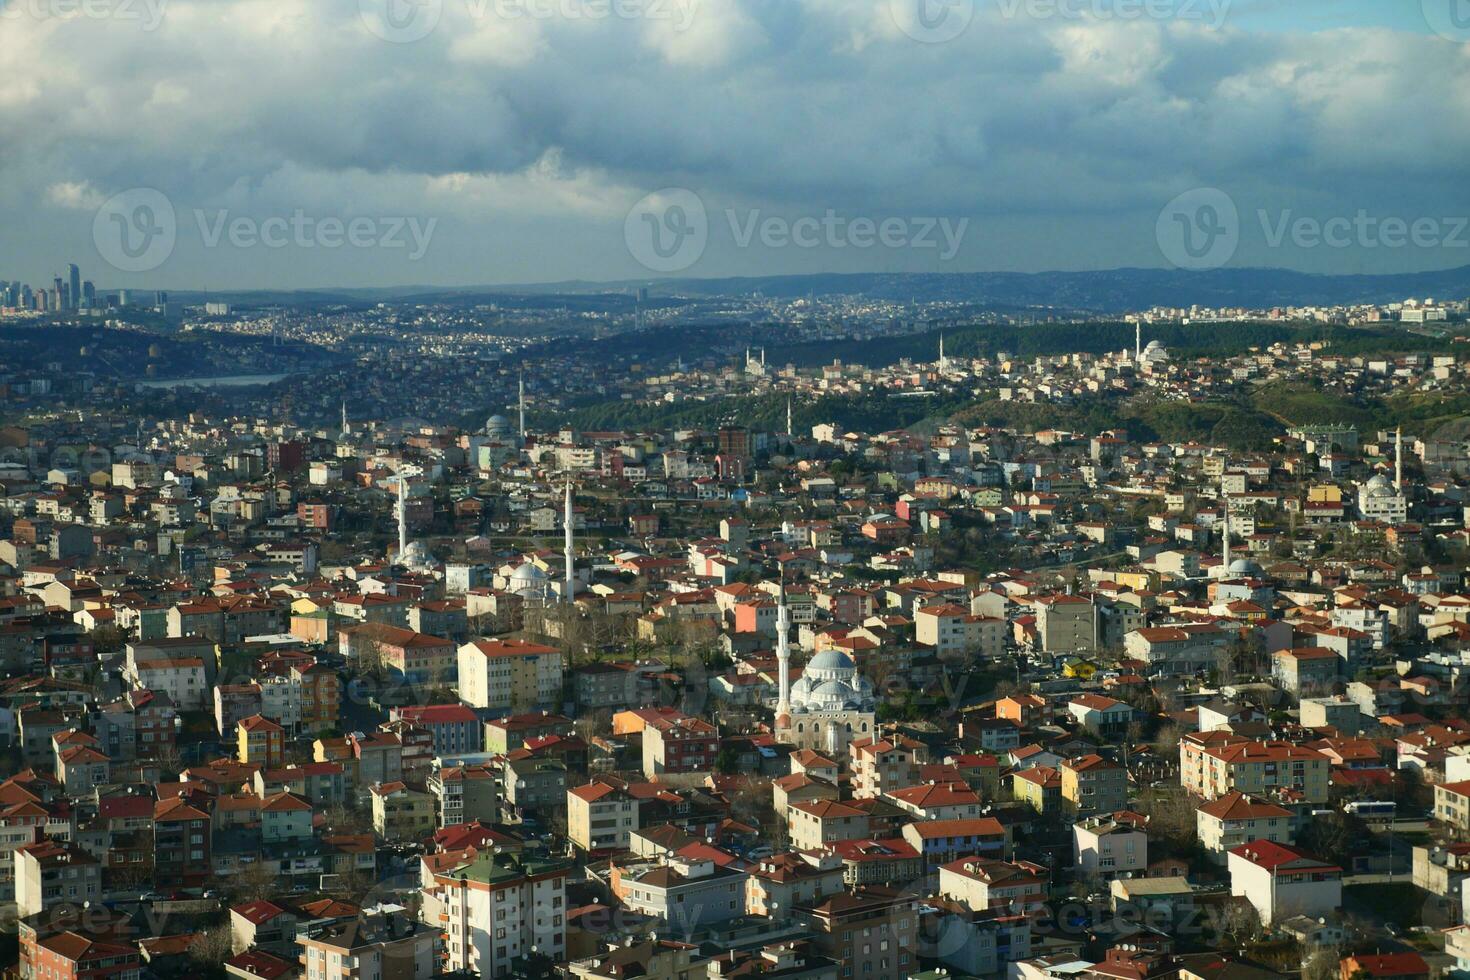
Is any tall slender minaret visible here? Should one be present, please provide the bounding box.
[341,401,349,436]
[1395,427,1404,492]
[397,473,408,563]
[786,397,794,439]
[563,479,575,603]
[939,333,946,373]
[775,583,792,729]
[518,373,526,441]
[1135,323,1142,362]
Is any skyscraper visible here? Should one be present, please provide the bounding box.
[68,264,80,311]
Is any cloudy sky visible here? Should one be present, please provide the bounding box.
[1,0,1468,290]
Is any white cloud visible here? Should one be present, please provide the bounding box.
[1,0,1468,287]
[45,181,105,210]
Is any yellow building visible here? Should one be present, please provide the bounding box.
[236,714,284,768]
[371,781,436,838]
[1010,766,1061,815]
[1190,739,1330,803]
[1062,658,1099,680]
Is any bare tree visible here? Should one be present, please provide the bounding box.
[1302,945,1343,980]
[188,922,234,968]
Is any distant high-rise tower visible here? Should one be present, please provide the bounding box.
[68,265,80,311]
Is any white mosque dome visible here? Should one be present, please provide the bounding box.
[805,650,856,676]
[1228,557,1260,577]
[1141,340,1170,364]
[401,540,435,571]
[508,562,550,598]
[1363,473,1396,498]
[789,649,876,713]
[486,415,512,437]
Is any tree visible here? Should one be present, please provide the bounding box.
[228,861,279,903]
[1303,948,1344,980]
[1298,812,1367,869]
[188,922,234,969]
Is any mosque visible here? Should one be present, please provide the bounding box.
[772,592,877,754]
[395,473,435,572]
[1357,429,1408,524]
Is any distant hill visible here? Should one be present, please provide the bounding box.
[168,265,1470,314]
[623,266,1470,312]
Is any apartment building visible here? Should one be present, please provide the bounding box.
[457,639,564,713]
[298,911,435,980]
[429,850,570,978]
[1060,755,1128,816]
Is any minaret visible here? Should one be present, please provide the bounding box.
[786,397,793,440]
[939,333,946,373]
[563,480,575,603]
[397,473,408,563]
[761,348,767,370]
[1395,427,1404,492]
[1135,323,1142,362]
[775,584,792,729]
[341,401,349,436]
[518,373,526,441]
